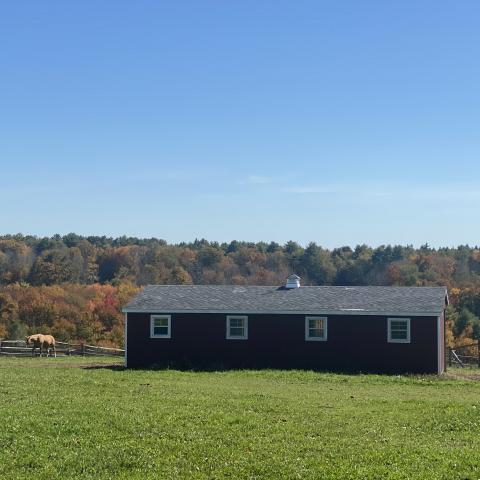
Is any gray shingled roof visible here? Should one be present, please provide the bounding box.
[123,285,448,315]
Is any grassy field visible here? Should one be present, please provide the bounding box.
[1,358,480,480]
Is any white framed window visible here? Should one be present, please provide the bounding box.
[150,315,171,338]
[226,315,248,340]
[305,316,327,341]
[387,318,410,343]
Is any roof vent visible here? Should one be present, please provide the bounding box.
[285,274,301,289]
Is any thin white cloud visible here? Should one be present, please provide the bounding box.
[281,186,338,194]
[127,169,199,182]
[281,183,480,201]
[407,187,480,200]
[241,175,273,185]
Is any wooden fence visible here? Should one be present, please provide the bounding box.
[0,339,124,357]
[448,341,480,368]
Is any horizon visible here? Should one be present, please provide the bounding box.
[1,231,478,251]
[1,1,479,246]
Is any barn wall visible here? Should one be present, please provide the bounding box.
[126,312,439,373]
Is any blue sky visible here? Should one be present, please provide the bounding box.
[1,1,479,248]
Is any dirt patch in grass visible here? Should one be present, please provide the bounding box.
[444,367,480,381]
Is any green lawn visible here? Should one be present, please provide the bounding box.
[1,357,480,479]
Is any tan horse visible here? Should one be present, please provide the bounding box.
[25,334,57,357]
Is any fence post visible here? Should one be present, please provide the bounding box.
[81,342,85,356]
[0,338,2,355]
[478,340,480,368]
[448,347,452,368]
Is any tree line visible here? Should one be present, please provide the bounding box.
[0,233,479,347]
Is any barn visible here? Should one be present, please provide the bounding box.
[122,275,449,373]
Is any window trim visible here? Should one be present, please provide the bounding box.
[387,317,410,343]
[226,315,248,340]
[305,316,328,341]
[150,314,172,339]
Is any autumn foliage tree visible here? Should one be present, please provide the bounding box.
[0,234,480,346]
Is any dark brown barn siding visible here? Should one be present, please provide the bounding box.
[126,312,439,373]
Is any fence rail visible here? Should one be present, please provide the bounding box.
[0,339,124,357]
[448,341,480,368]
